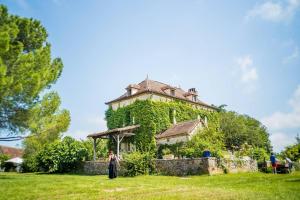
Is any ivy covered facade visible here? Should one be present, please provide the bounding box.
[105,78,219,153]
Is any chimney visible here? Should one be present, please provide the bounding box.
[188,88,198,94]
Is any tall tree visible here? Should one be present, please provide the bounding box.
[220,111,271,152]
[22,92,70,171]
[0,5,64,134]
[280,135,300,162]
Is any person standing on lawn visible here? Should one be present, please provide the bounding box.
[108,150,119,179]
[270,153,277,174]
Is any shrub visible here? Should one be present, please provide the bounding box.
[123,151,156,177]
[22,155,40,172]
[252,147,269,162]
[280,143,300,162]
[37,136,88,173]
[180,127,224,158]
[234,143,269,162]
[0,154,10,169]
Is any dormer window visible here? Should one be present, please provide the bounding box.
[170,89,175,96]
[192,95,197,102]
[127,88,132,96]
[126,84,140,96]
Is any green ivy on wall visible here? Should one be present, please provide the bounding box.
[105,99,220,153]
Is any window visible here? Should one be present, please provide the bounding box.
[125,111,131,125]
[192,95,197,102]
[169,109,172,122]
[170,89,175,96]
[127,88,132,96]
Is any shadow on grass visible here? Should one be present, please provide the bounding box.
[34,172,99,176]
[285,178,300,182]
[0,176,15,179]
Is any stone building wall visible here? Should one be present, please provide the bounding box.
[83,157,257,176]
[110,93,213,111]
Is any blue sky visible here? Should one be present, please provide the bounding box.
[0,0,299,152]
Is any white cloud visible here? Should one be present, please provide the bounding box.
[64,115,107,140]
[236,55,258,83]
[289,85,300,112]
[246,0,300,22]
[270,132,296,152]
[234,55,258,94]
[262,86,300,151]
[282,46,300,63]
[262,85,300,130]
[86,116,107,129]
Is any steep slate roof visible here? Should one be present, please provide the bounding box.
[156,119,204,139]
[106,79,217,110]
[0,145,23,158]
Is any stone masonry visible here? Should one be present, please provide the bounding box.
[83,157,257,176]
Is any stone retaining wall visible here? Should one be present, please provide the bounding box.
[83,157,257,176]
[83,161,126,176]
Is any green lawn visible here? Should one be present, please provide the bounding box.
[0,172,300,200]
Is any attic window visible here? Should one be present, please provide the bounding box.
[192,95,197,102]
[170,89,175,96]
[127,88,132,96]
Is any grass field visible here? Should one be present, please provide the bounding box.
[1,172,300,200]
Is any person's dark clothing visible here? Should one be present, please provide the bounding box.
[108,156,117,179]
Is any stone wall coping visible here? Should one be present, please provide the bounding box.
[85,157,217,163]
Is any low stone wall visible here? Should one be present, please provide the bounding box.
[156,158,214,176]
[83,161,126,175]
[221,158,258,173]
[83,157,257,176]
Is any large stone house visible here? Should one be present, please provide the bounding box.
[88,77,217,159]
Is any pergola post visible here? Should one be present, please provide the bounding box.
[113,134,125,159]
[117,134,120,158]
[93,137,97,161]
[87,125,139,160]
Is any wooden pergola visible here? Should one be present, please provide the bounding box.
[87,125,140,160]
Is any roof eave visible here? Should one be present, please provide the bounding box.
[105,90,217,110]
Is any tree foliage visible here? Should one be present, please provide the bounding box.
[233,143,269,162]
[0,5,64,134]
[0,153,10,168]
[36,136,88,173]
[280,136,300,162]
[180,126,225,158]
[81,138,108,160]
[123,151,156,177]
[220,111,271,152]
[22,92,70,171]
